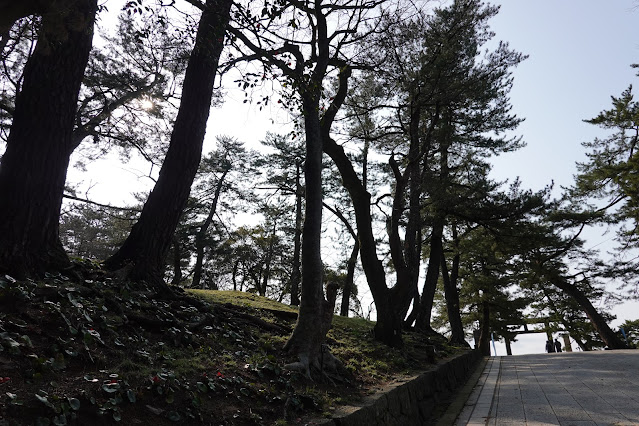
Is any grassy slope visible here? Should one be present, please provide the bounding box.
[0,275,462,426]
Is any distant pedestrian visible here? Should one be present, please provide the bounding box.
[554,338,562,353]
[545,340,555,353]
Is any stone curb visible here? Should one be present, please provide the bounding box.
[316,349,483,426]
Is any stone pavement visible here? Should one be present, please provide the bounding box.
[455,350,639,425]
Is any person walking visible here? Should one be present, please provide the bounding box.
[554,338,562,353]
[545,339,555,353]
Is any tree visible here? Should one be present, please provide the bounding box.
[0,0,98,277]
[531,258,627,350]
[104,0,233,293]
[207,224,290,298]
[59,202,139,261]
[526,279,611,351]
[0,17,38,141]
[225,0,383,371]
[330,0,526,346]
[72,9,191,165]
[400,0,525,334]
[569,78,639,295]
[0,4,193,280]
[439,224,467,346]
[620,319,639,347]
[513,204,629,350]
[453,223,530,355]
[255,132,306,305]
[190,137,251,289]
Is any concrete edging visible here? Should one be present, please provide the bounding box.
[318,349,483,426]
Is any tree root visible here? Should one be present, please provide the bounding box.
[284,346,349,383]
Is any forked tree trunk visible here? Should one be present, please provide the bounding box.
[387,153,421,328]
[0,0,97,277]
[320,68,402,347]
[323,200,359,318]
[104,0,233,292]
[324,136,401,347]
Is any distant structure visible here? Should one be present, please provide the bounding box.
[497,317,573,355]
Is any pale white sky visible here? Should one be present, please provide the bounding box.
[67,1,639,355]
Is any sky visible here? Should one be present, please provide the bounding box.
[482,0,639,355]
[66,0,639,356]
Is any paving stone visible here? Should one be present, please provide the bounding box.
[470,350,639,426]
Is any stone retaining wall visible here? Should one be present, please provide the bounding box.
[319,349,482,426]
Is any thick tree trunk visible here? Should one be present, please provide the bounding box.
[324,137,400,347]
[289,164,302,306]
[552,278,627,349]
[0,0,62,34]
[400,99,425,321]
[0,0,97,278]
[415,220,444,332]
[340,238,359,317]
[104,0,232,292]
[284,95,334,366]
[478,300,491,356]
[441,249,468,346]
[321,68,402,347]
[192,169,228,289]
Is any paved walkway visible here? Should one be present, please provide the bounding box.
[455,350,639,425]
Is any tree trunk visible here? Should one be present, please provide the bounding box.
[478,300,491,356]
[324,136,400,347]
[289,162,303,306]
[284,93,335,366]
[400,98,425,321]
[0,0,60,35]
[404,292,421,329]
[104,0,233,293]
[319,65,403,346]
[552,278,627,349]
[259,222,277,297]
[192,168,228,289]
[415,220,444,332]
[340,238,359,317]
[504,338,512,356]
[232,259,239,291]
[170,236,182,286]
[0,0,97,278]
[387,153,421,326]
[441,249,468,346]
